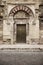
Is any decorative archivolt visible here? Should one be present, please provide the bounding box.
[9,5,34,17]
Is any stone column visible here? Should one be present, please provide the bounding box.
[9,16,14,44]
[13,19,17,44]
[26,22,29,44]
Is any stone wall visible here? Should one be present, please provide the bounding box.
[0,0,43,44]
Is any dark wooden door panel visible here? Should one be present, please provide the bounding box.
[16,24,26,43]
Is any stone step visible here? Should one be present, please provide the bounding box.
[0,44,43,49]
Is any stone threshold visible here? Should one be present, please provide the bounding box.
[0,44,43,49]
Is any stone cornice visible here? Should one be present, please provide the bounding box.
[7,2,35,5]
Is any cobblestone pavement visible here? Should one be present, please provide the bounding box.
[0,51,43,65]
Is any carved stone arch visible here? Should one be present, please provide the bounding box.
[9,5,34,17]
[9,5,34,44]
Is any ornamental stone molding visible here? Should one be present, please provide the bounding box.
[9,5,34,17]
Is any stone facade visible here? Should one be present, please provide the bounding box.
[0,0,43,45]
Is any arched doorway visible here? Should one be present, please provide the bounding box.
[9,5,34,44]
